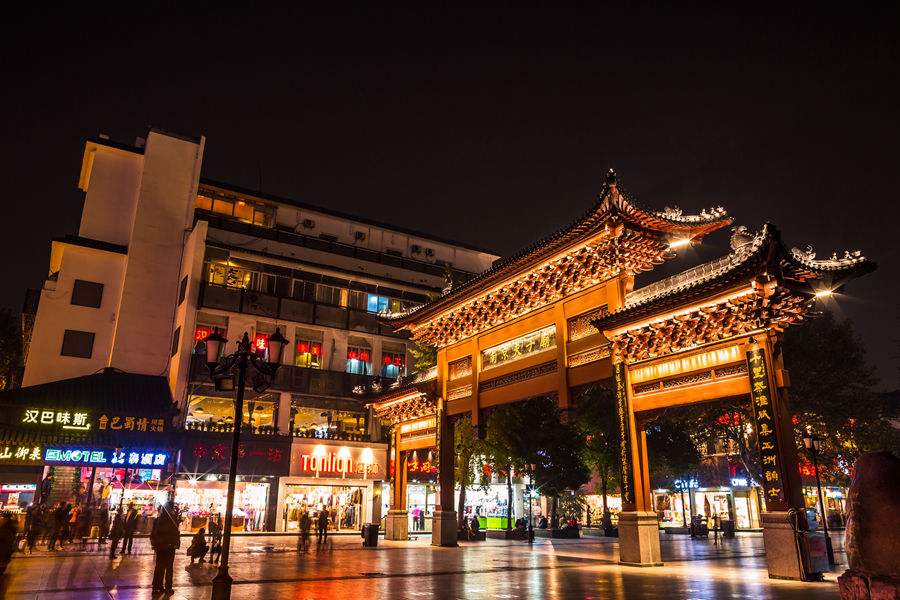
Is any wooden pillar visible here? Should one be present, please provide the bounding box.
[747,334,809,580]
[384,426,409,540]
[432,406,458,546]
[614,359,662,566]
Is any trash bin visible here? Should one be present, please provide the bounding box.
[362,523,379,547]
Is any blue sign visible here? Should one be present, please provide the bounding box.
[44,447,169,467]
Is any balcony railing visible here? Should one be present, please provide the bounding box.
[182,419,387,443]
[189,353,394,397]
[195,210,474,281]
[198,282,409,339]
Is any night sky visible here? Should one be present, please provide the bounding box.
[3,7,898,388]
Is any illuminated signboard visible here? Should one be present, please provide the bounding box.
[746,342,786,506]
[290,443,385,479]
[1,484,37,493]
[613,361,634,506]
[398,416,437,451]
[44,447,169,467]
[23,408,90,431]
[481,325,556,371]
[98,414,166,433]
[0,445,42,464]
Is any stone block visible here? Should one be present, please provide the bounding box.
[760,511,804,580]
[431,510,459,547]
[384,510,408,541]
[617,511,663,566]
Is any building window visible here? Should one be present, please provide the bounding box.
[196,195,213,211]
[295,339,323,368]
[381,352,406,378]
[316,284,347,307]
[292,280,316,302]
[70,280,104,308]
[346,345,372,375]
[178,275,188,305]
[362,294,403,314]
[187,394,276,429]
[290,403,367,437]
[207,263,251,288]
[61,330,94,358]
[171,327,181,357]
[253,332,270,359]
[250,272,276,295]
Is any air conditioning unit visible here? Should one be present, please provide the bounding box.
[355,231,367,242]
[410,244,422,254]
[425,248,435,257]
[302,219,316,229]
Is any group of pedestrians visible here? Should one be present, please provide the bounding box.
[295,509,332,551]
[15,500,141,555]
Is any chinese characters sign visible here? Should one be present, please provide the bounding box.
[22,408,90,431]
[481,325,557,371]
[98,415,166,433]
[0,445,42,465]
[746,344,786,505]
[613,362,634,506]
[184,437,291,476]
[44,447,169,467]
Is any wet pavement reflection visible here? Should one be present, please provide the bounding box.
[2,532,844,599]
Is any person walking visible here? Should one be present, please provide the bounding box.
[108,511,124,559]
[0,511,18,576]
[66,504,79,543]
[48,502,67,551]
[122,503,138,555]
[299,510,311,551]
[208,516,222,564]
[316,509,329,543]
[150,501,180,593]
[97,503,110,546]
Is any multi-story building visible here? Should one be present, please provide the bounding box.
[10,128,497,531]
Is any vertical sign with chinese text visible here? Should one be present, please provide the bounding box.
[746,344,786,506]
[613,362,634,506]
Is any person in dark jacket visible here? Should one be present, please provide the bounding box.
[48,502,67,551]
[97,503,110,545]
[108,512,125,559]
[122,503,138,555]
[0,511,17,576]
[187,527,208,564]
[316,509,329,542]
[150,502,181,593]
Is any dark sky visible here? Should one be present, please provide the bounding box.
[2,7,898,388]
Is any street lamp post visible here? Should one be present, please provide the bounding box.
[802,433,836,567]
[201,327,287,600]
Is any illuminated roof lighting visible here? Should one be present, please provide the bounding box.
[668,238,692,250]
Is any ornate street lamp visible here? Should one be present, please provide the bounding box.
[802,433,836,567]
[200,327,287,600]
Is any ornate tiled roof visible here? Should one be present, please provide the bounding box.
[381,170,733,345]
[593,223,876,334]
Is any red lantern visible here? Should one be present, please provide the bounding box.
[348,349,358,360]
[359,350,370,362]
[195,326,211,341]
[383,354,392,365]
[311,343,321,356]
[393,355,403,366]
[298,341,309,354]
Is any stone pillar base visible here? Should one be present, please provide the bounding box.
[384,510,408,541]
[618,511,663,566]
[761,511,805,580]
[431,510,458,547]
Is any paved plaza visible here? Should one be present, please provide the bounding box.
[1,532,844,599]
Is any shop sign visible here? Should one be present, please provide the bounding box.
[98,414,166,433]
[0,445,42,465]
[290,442,386,479]
[44,447,169,467]
[746,343,786,506]
[673,478,699,490]
[183,438,291,476]
[22,408,90,431]
[730,478,749,488]
[1,484,37,493]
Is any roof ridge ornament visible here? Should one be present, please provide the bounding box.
[606,168,617,186]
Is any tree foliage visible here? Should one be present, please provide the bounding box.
[574,384,620,528]
[0,309,21,390]
[408,342,437,372]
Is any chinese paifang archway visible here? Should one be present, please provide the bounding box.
[370,170,875,580]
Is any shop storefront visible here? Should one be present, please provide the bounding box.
[654,477,763,530]
[584,493,622,526]
[176,433,291,532]
[276,439,387,532]
[803,485,847,529]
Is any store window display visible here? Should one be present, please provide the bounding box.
[291,404,367,438]
[186,394,277,430]
[281,484,365,532]
[175,478,270,532]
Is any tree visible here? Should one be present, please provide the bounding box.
[0,309,22,390]
[783,311,899,483]
[645,414,704,483]
[408,342,437,373]
[454,416,483,529]
[574,384,620,532]
[482,404,527,530]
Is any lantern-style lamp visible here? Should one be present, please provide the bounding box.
[204,328,228,370]
[266,327,288,365]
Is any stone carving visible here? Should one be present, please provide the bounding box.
[838,451,900,599]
